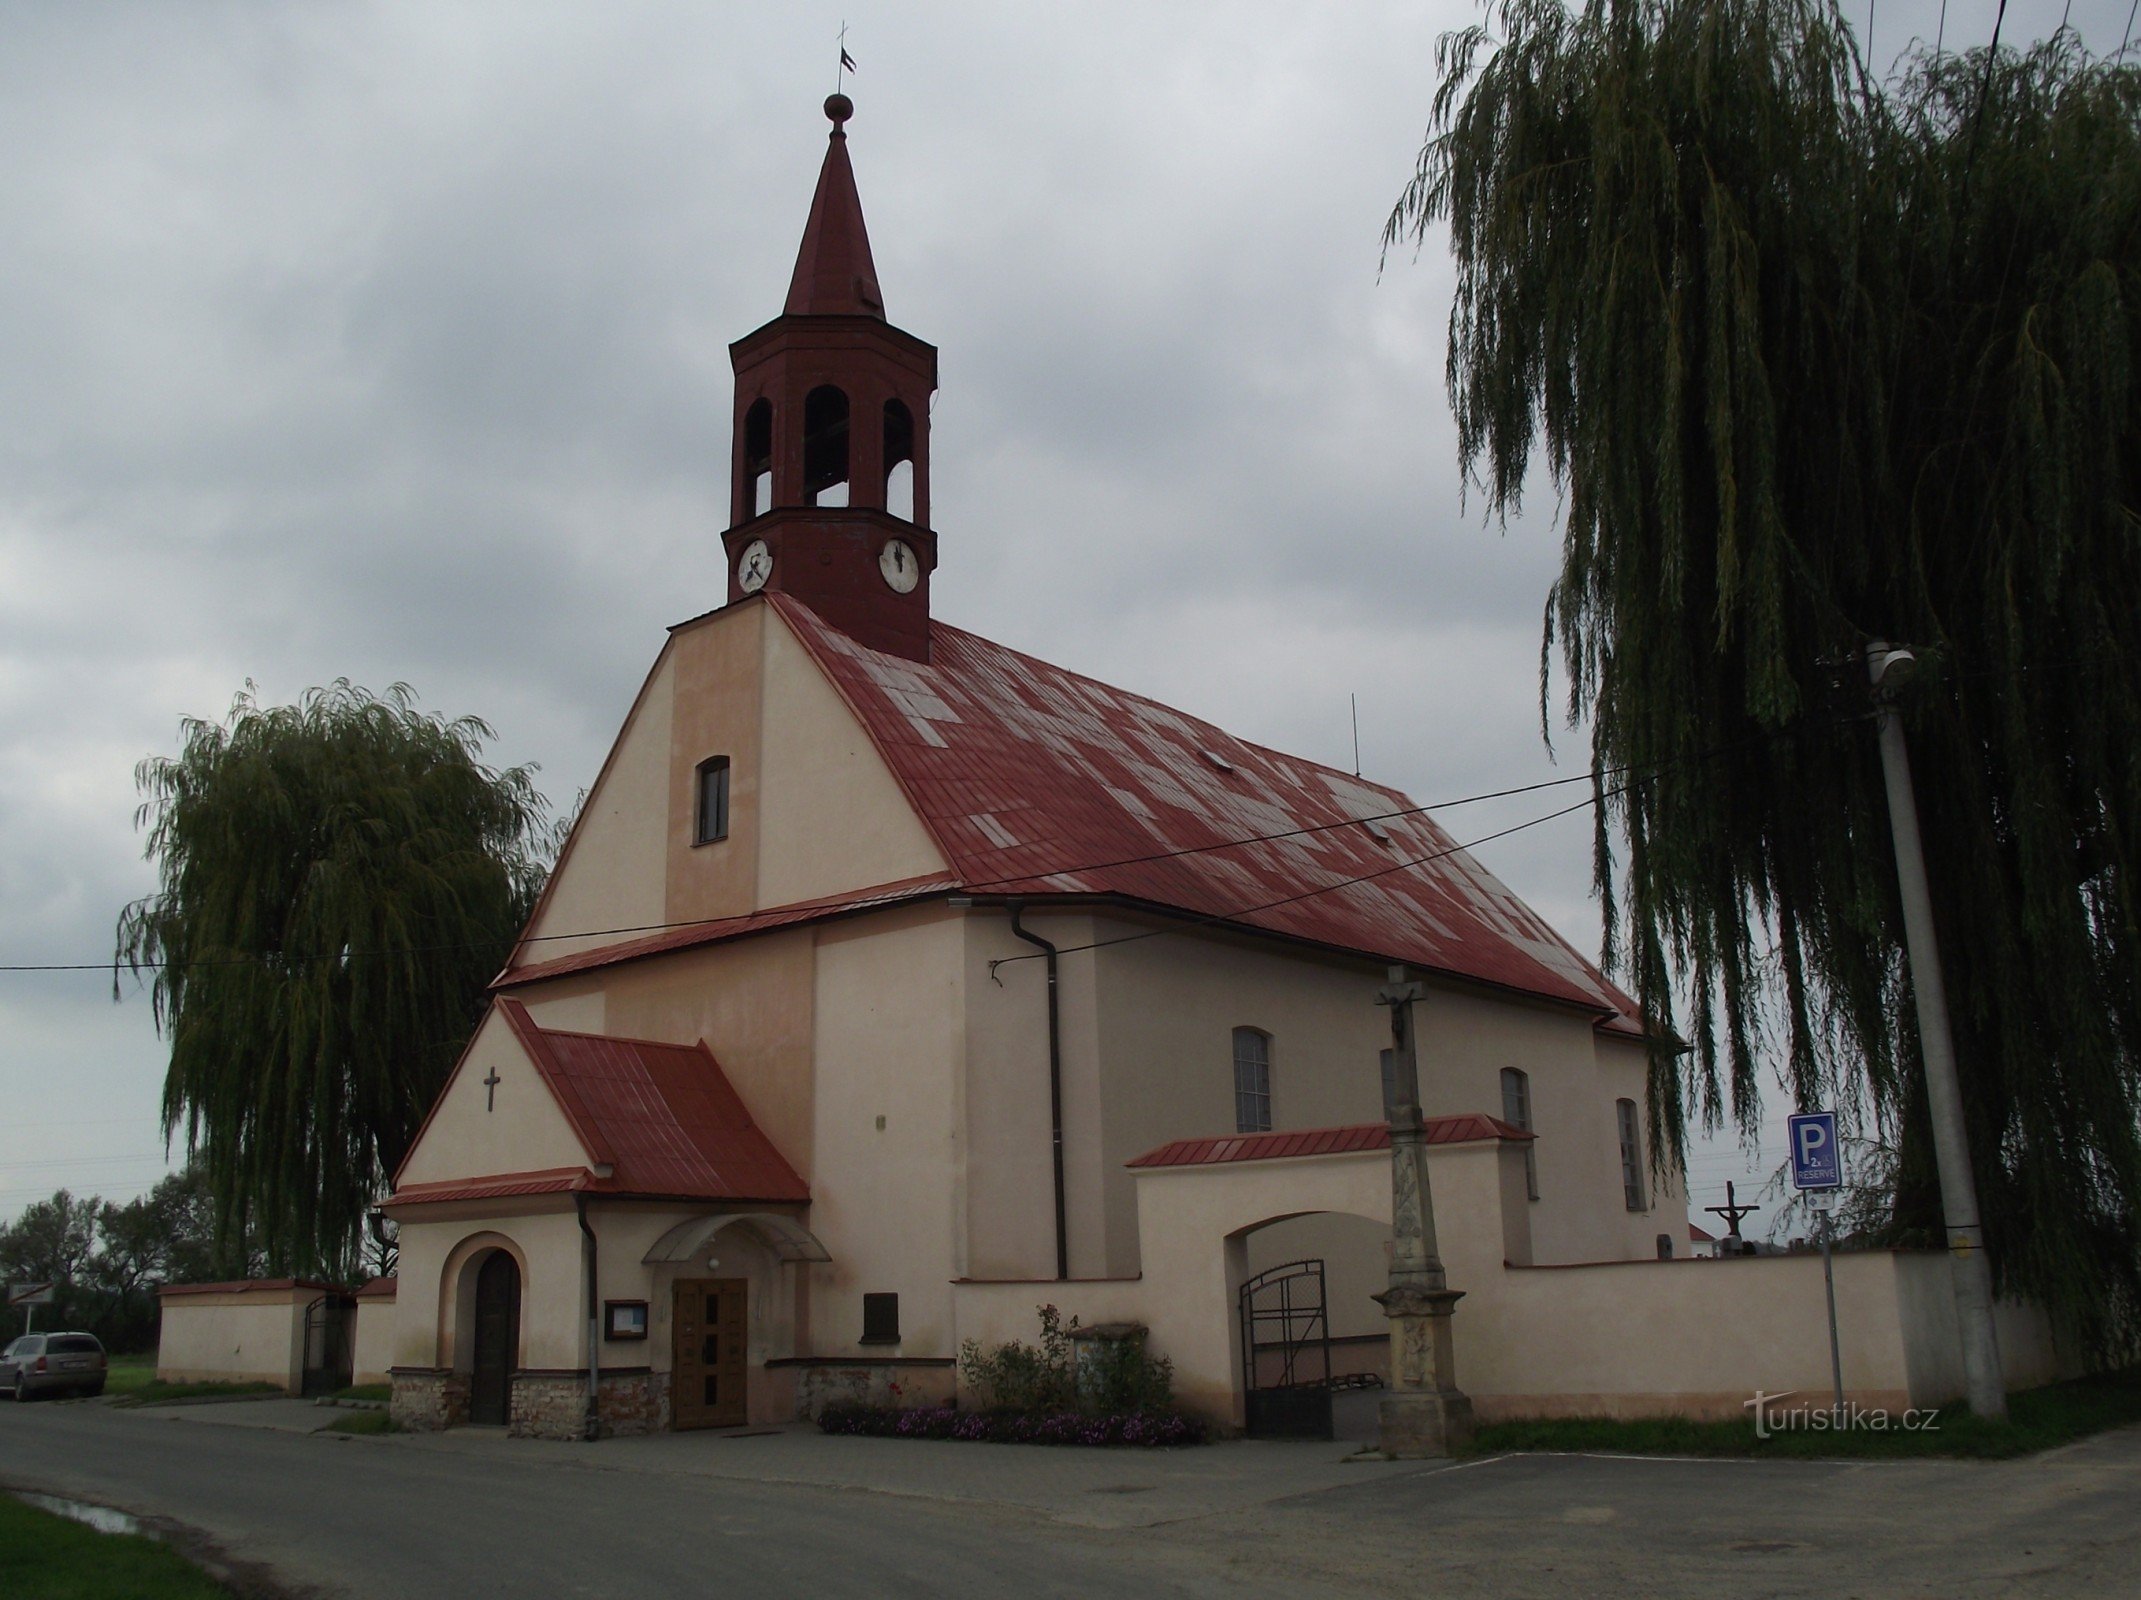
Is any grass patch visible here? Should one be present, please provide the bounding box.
[1469,1365,2141,1461]
[329,1383,390,1403]
[0,1493,229,1598]
[101,1355,157,1396]
[322,1409,400,1436]
[112,1381,280,1408]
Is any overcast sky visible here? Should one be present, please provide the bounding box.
[3,1,2127,1239]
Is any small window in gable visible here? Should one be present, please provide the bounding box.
[1501,1067,1539,1200]
[1233,1027,1272,1134]
[1617,1097,1647,1212]
[695,756,731,845]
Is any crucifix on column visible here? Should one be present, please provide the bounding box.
[1372,964,1474,1457]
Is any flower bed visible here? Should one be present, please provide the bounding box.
[817,1402,1207,1448]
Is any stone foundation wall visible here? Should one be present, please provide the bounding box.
[793,1362,956,1417]
[390,1368,468,1432]
[509,1373,593,1440]
[596,1370,669,1437]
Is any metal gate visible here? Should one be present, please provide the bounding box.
[1239,1258,1334,1439]
[300,1294,356,1397]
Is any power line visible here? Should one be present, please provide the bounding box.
[987,785,1624,974]
[1,744,1740,978]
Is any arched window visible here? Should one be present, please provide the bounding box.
[883,398,915,520]
[742,398,773,518]
[1616,1098,1646,1211]
[1500,1068,1538,1200]
[802,385,850,507]
[1232,1027,1272,1134]
[694,756,730,845]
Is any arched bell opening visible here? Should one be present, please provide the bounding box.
[803,385,851,507]
[741,397,773,520]
[883,398,916,521]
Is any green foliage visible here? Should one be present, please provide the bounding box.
[1389,1,2141,1352]
[115,681,550,1278]
[1470,1366,2141,1459]
[323,1408,400,1434]
[0,1494,231,1600]
[957,1304,1180,1416]
[112,1381,280,1408]
[958,1304,1076,1413]
[3,1164,276,1345]
[1076,1327,1178,1416]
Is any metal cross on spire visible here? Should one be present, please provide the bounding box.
[836,21,856,92]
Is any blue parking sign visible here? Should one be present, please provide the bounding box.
[1788,1111,1842,1190]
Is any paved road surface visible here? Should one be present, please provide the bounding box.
[4,1401,2138,1598]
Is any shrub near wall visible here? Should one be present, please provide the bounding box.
[815,1306,1208,1448]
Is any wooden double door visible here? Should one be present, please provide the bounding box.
[672,1277,748,1430]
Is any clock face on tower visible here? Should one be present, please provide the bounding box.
[879,538,919,594]
[737,539,773,594]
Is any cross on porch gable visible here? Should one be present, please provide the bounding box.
[483,1065,502,1112]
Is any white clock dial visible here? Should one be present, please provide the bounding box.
[879,538,920,594]
[737,539,773,594]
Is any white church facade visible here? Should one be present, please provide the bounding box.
[372,97,2060,1440]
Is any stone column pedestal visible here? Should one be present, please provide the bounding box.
[1372,1282,1474,1458]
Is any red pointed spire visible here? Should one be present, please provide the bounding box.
[785,94,885,318]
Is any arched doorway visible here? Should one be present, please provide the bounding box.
[470,1250,520,1426]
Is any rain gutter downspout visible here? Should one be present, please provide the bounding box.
[1008,902,1070,1281]
[575,1190,599,1441]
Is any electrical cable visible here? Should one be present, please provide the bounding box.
[0,738,1765,977]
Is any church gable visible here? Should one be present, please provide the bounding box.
[514,638,689,967]
[750,601,947,909]
[393,1006,595,1190]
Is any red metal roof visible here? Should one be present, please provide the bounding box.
[157,1278,344,1298]
[1127,1116,1529,1170]
[384,1168,592,1207]
[772,596,1642,1032]
[784,112,884,318]
[499,1000,809,1204]
[354,1276,397,1299]
[1689,1221,1717,1243]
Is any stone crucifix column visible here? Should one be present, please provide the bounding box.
[1373,965,1474,1457]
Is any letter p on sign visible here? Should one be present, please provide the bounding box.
[1788,1111,1841,1190]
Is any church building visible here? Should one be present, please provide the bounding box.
[380,94,1700,1440]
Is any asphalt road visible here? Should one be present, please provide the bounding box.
[4,1401,2139,1599]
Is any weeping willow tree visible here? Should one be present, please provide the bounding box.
[116,682,551,1278]
[1387,0,2141,1351]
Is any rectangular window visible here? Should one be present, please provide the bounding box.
[1500,1068,1539,1200]
[1617,1097,1647,1211]
[860,1292,900,1345]
[1233,1027,1272,1133]
[695,756,731,845]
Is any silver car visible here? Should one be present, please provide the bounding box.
[1,1332,107,1400]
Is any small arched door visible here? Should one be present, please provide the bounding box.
[470,1250,521,1426]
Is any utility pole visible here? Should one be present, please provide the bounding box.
[1867,643,2007,1421]
[1372,966,1473,1456]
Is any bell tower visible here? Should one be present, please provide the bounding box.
[721,94,939,662]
